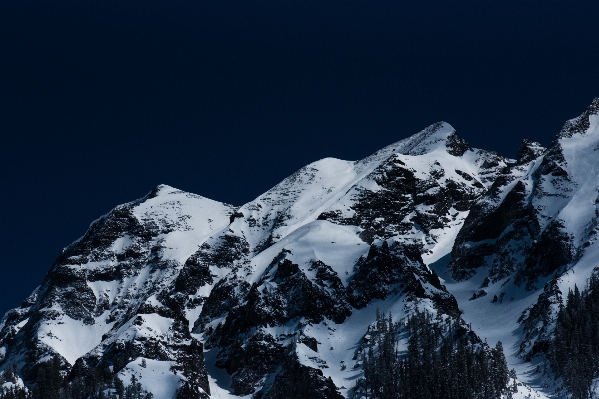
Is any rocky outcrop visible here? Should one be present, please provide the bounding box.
[261,355,343,399]
[0,186,234,397]
[2,99,599,398]
[450,147,573,288]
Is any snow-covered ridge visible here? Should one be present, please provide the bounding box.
[0,184,236,398]
[359,121,457,162]
[2,99,599,399]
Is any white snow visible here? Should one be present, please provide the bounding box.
[119,358,181,399]
[247,220,368,286]
[202,347,252,399]
[37,311,115,365]
[132,187,235,263]
[1,376,27,392]
[9,114,599,399]
[294,296,423,397]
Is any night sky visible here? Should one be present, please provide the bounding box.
[1,0,598,316]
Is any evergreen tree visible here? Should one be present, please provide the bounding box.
[358,309,514,399]
[0,355,154,399]
[548,276,599,398]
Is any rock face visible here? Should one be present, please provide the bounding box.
[446,98,599,395]
[1,98,599,398]
[450,98,599,290]
[186,122,508,396]
[0,186,235,398]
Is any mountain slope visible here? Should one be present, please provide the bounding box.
[176,122,510,397]
[0,186,236,398]
[2,99,598,399]
[443,98,599,397]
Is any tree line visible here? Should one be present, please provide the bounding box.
[355,308,516,399]
[0,356,153,399]
[548,273,599,399]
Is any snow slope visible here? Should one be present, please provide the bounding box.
[2,100,599,398]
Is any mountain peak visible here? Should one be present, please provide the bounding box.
[359,122,473,169]
[11,105,599,398]
[516,139,545,164]
[558,97,599,139]
[145,184,182,199]
[395,121,460,156]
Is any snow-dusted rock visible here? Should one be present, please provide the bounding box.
[3,99,599,398]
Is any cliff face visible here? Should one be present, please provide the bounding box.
[0,186,236,398]
[2,99,599,399]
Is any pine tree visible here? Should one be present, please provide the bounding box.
[359,309,512,399]
[548,279,599,398]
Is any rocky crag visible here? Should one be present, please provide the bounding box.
[1,99,599,399]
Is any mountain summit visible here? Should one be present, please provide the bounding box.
[1,99,599,399]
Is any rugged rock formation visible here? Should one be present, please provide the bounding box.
[2,98,599,398]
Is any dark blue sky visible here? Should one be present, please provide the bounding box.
[1,0,598,315]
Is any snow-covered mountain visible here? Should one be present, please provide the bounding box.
[1,99,598,399]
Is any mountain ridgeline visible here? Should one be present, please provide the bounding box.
[1,98,599,399]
